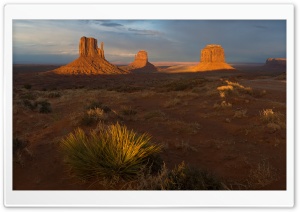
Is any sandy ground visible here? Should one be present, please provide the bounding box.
[12,64,286,190]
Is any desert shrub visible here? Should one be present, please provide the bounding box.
[47,92,61,98]
[260,109,280,123]
[22,99,37,110]
[60,123,162,181]
[19,92,37,100]
[158,78,208,92]
[174,140,198,152]
[109,85,142,93]
[134,162,225,190]
[121,107,137,116]
[165,162,224,190]
[22,99,51,113]
[80,108,108,126]
[213,101,232,109]
[218,80,253,97]
[23,84,32,90]
[163,98,181,108]
[86,101,111,113]
[143,110,166,121]
[13,138,29,153]
[251,89,267,98]
[233,109,247,118]
[36,100,52,113]
[247,160,278,189]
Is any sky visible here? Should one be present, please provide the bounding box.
[13,20,286,65]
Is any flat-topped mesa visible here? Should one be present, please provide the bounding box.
[192,44,235,71]
[265,58,286,67]
[51,36,127,75]
[126,50,157,73]
[201,44,225,63]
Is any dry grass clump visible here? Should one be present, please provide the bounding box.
[246,160,278,189]
[213,101,232,109]
[132,162,225,190]
[158,78,208,92]
[233,109,247,118]
[166,120,201,135]
[80,108,108,126]
[60,123,162,182]
[260,109,285,130]
[22,99,52,113]
[119,106,138,121]
[174,140,198,152]
[143,110,166,121]
[46,92,61,98]
[225,80,253,94]
[163,98,182,108]
[260,109,280,123]
[217,80,253,98]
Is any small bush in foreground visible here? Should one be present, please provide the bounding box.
[23,84,32,90]
[133,161,225,190]
[247,160,278,189]
[36,100,52,113]
[13,138,29,153]
[80,108,108,126]
[86,101,111,113]
[60,123,162,181]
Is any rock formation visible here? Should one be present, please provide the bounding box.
[124,50,157,73]
[265,58,286,67]
[192,44,235,71]
[52,36,127,75]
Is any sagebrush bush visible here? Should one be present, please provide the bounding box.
[23,84,32,90]
[36,100,52,113]
[60,123,162,181]
[13,138,29,153]
[86,101,111,113]
[22,99,51,113]
[133,161,225,190]
[80,108,108,126]
[260,109,280,123]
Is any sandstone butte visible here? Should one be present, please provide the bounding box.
[265,58,286,67]
[125,50,158,73]
[192,44,235,71]
[52,36,127,75]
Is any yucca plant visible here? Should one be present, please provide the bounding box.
[60,123,162,182]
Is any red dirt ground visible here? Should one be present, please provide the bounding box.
[12,64,286,190]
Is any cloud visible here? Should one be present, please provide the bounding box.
[253,25,269,29]
[127,28,162,36]
[101,22,123,27]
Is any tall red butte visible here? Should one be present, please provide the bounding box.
[192,44,235,71]
[52,36,127,75]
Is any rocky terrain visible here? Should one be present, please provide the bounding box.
[51,37,127,75]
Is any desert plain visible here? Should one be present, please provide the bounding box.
[12,59,286,190]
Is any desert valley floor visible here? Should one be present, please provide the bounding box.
[12,65,286,190]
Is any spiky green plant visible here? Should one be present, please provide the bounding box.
[60,123,162,182]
